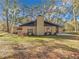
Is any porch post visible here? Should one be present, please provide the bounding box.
[54,26,59,35]
[56,26,59,33]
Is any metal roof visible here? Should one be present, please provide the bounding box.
[20,20,61,27]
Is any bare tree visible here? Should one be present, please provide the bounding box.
[3,0,10,32]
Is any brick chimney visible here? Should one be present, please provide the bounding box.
[36,15,44,35]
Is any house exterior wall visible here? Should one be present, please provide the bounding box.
[19,26,57,35]
[44,26,57,34]
[51,26,57,34]
[44,26,52,32]
[58,27,63,33]
[22,26,36,35]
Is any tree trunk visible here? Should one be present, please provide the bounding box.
[72,0,78,32]
[5,0,9,32]
[10,12,16,33]
[73,7,77,32]
[6,9,9,32]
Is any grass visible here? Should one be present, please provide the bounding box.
[65,31,79,35]
[0,31,79,49]
[0,31,79,59]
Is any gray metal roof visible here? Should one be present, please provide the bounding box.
[20,20,62,27]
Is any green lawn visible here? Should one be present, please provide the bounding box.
[0,32,79,49]
[0,31,79,59]
[65,31,79,35]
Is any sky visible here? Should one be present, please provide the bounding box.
[0,0,48,19]
[19,0,42,6]
[0,0,78,20]
[19,0,51,5]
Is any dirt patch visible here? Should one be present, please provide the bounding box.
[0,40,79,59]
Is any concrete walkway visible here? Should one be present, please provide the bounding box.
[57,33,79,37]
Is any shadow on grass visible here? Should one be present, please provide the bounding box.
[0,34,6,37]
[30,40,79,52]
[1,41,79,59]
[28,35,79,40]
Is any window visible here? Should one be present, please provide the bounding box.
[27,29,33,35]
[27,29,33,33]
[47,28,50,32]
[17,27,22,30]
